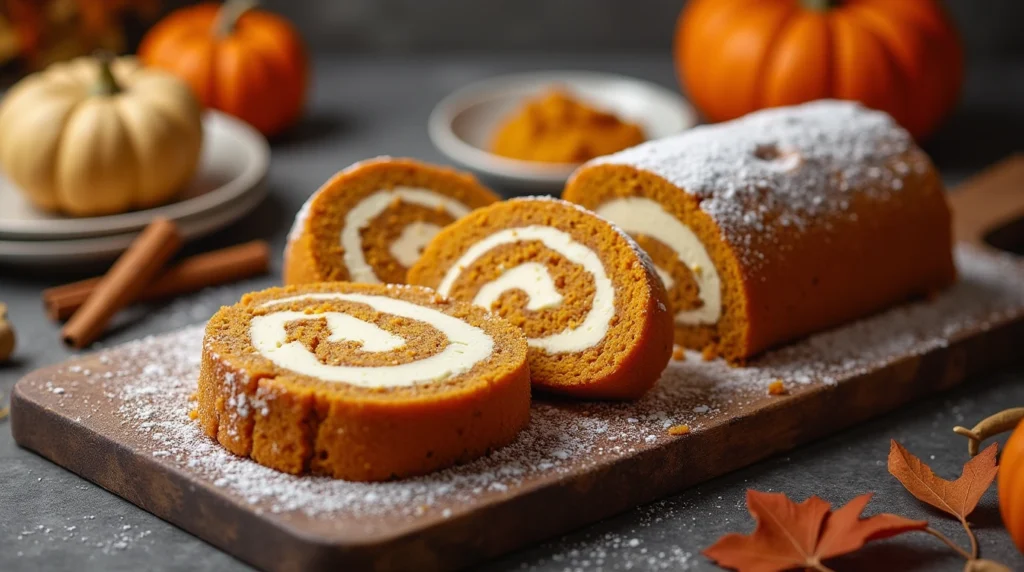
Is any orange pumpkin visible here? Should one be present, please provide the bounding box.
[138,0,308,137]
[674,0,963,140]
[1001,419,1024,554]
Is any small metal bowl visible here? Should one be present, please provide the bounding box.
[428,71,698,195]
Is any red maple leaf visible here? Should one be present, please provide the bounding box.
[704,490,927,572]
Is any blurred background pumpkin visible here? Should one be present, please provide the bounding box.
[0,1,1020,225]
[2,0,1021,145]
[138,0,307,137]
[0,0,160,74]
[674,0,964,140]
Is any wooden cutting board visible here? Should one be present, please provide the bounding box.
[12,155,1024,572]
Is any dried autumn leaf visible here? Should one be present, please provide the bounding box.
[815,493,929,559]
[703,490,926,572]
[888,440,998,521]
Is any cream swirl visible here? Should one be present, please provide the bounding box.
[595,197,721,325]
[437,226,614,354]
[342,188,472,283]
[249,293,493,387]
[389,221,444,268]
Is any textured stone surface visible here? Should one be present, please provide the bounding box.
[2,55,1024,571]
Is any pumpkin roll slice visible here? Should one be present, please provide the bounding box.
[563,100,956,363]
[198,282,530,482]
[284,158,500,285]
[407,197,674,399]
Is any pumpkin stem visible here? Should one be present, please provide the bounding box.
[91,52,121,97]
[953,407,1024,456]
[800,0,837,10]
[214,0,258,38]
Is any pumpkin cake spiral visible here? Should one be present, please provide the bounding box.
[563,100,956,363]
[284,157,500,285]
[407,197,674,399]
[198,282,530,482]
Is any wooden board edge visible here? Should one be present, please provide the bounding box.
[10,384,366,571]
[12,312,1024,572]
[362,313,1024,571]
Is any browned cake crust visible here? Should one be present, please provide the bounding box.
[407,197,674,399]
[284,157,500,285]
[198,282,530,482]
[563,101,956,363]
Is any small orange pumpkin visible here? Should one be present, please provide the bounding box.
[138,0,308,137]
[674,0,963,140]
[1001,418,1024,554]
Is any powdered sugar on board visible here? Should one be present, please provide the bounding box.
[23,246,1024,528]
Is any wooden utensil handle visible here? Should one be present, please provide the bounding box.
[949,153,1024,249]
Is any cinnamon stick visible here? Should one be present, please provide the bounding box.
[61,218,182,348]
[44,240,270,321]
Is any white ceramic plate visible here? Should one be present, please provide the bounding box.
[0,180,267,266]
[428,71,698,194]
[0,110,269,240]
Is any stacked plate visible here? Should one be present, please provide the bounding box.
[0,111,270,267]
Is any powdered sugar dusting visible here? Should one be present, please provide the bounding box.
[591,101,924,263]
[14,518,153,556]
[116,333,656,520]
[26,246,1024,528]
[516,497,696,570]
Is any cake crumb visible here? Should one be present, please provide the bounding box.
[700,346,718,361]
[671,346,685,361]
[667,424,690,436]
[767,380,787,396]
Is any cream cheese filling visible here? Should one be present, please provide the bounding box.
[390,221,444,268]
[596,197,721,325]
[437,226,614,354]
[250,293,493,387]
[342,188,471,283]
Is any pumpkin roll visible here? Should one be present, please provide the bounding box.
[284,157,500,285]
[407,197,674,399]
[198,282,530,482]
[563,100,956,363]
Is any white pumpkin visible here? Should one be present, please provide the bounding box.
[0,55,203,217]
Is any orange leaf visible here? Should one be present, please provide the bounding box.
[888,440,998,521]
[703,490,926,572]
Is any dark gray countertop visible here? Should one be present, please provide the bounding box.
[1,55,1023,572]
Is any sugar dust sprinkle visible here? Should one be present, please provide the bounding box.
[22,246,1024,535]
